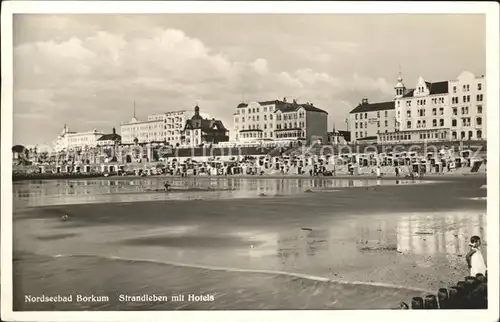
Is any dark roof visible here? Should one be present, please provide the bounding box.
[402,89,415,98]
[357,136,378,141]
[402,81,448,98]
[239,129,263,133]
[350,101,394,114]
[427,81,449,95]
[184,118,228,133]
[237,102,248,108]
[98,133,121,141]
[12,145,26,153]
[275,102,328,114]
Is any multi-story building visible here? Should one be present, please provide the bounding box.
[378,71,486,144]
[181,105,230,147]
[96,128,122,147]
[349,99,396,142]
[120,109,211,145]
[233,98,328,143]
[54,125,105,152]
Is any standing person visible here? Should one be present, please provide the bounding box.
[376,165,382,179]
[395,166,400,177]
[466,236,487,277]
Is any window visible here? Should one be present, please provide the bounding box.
[439,108,444,115]
[355,132,359,138]
[270,114,273,120]
[453,107,458,116]
[377,111,380,118]
[355,114,358,120]
[476,117,482,126]
[385,111,388,117]
[360,123,363,129]
[467,85,470,91]
[256,116,259,121]
[467,95,470,103]
[365,131,367,137]
[256,108,259,113]
[463,96,466,103]
[477,105,483,114]
[453,86,457,93]
[468,131,473,139]
[477,94,483,101]
[365,122,367,128]
[478,83,482,91]
[452,119,457,127]
[263,107,267,112]
[477,130,482,139]
[432,108,437,116]
[377,121,380,128]
[433,119,437,127]
[440,119,444,127]
[242,117,245,122]
[364,113,368,119]
[385,120,388,127]
[417,120,421,128]
[422,120,426,127]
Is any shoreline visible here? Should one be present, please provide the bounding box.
[13,172,486,183]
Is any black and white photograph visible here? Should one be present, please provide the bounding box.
[1,1,499,322]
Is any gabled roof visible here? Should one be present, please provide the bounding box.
[350,101,394,114]
[402,81,449,98]
[98,133,121,141]
[236,100,328,114]
[275,102,328,114]
[184,118,228,133]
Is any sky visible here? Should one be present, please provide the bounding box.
[13,14,485,146]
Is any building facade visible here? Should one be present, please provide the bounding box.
[54,125,105,152]
[120,109,211,145]
[233,98,328,143]
[182,105,229,147]
[349,99,397,142]
[97,128,122,147]
[378,71,486,144]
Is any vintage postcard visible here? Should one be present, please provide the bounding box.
[1,1,499,322]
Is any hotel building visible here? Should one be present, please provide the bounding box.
[54,125,105,152]
[348,99,397,142]
[350,71,486,144]
[380,71,486,144]
[181,105,230,147]
[233,98,328,143]
[120,109,211,145]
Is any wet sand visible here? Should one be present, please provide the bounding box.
[13,176,487,310]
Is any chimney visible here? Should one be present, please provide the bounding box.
[361,97,368,105]
[112,127,116,134]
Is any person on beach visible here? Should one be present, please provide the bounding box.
[466,236,487,277]
[376,166,381,179]
[164,182,172,191]
[395,166,400,177]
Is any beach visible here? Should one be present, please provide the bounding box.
[13,176,487,310]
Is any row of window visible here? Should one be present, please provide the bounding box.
[276,131,304,139]
[235,114,274,123]
[452,83,482,93]
[405,117,483,129]
[237,105,276,115]
[355,111,389,120]
[452,130,483,140]
[238,131,275,139]
[276,122,305,130]
[354,120,389,129]
[355,131,369,139]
